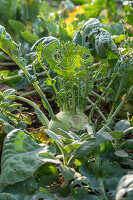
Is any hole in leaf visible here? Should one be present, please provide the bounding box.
[86,36,89,42]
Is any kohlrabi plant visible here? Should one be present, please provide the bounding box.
[36,40,95,134]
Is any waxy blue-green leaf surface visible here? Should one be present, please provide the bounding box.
[1,129,57,184]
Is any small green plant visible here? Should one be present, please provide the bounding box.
[0,89,29,133]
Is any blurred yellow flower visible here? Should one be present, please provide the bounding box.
[65,6,85,25]
[75,6,85,14]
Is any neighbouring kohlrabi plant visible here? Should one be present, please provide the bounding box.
[73,18,119,59]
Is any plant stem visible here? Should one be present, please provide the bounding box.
[11,55,56,120]
[67,56,76,114]
[87,97,107,122]
[107,105,115,121]
[99,178,109,200]
[0,74,21,84]
[58,144,68,166]
[89,90,105,102]
[82,64,88,111]
[0,62,15,66]
[77,82,80,109]
[16,96,49,127]
[71,80,76,114]
[88,62,101,69]
[89,76,116,122]
[114,75,126,102]
[99,84,133,132]
[107,73,127,120]
[20,90,37,97]
[67,154,74,166]
[32,83,56,120]
[114,139,118,151]
[37,57,63,110]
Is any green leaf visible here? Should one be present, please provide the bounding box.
[37,152,60,165]
[41,40,62,74]
[114,120,131,132]
[99,131,114,141]
[36,163,59,186]
[1,129,49,184]
[0,0,17,24]
[64,141,83,153]
[8,103,21,112]
[8,20,25,34]
[74,139,99,159]
[0,25,18,56]
[45,129,63,147]
[112,35,125,44]
[59,25,72,42]
[110,131,124,139]
[20,0,42,22]
[46,78,53,86]
[95,29,119,59]
[23,116,32,125]
[17,121,27,129]
[39,174,59,186]
[72,188,98,200]
[3,89,16,97]
[127,139,133,144]
[26,188,57,200]
[34,107,49,127]
[0,193,21,200]
[0,102,9,109]
[4,177,38,196]
[0,92,4,101]
[21,31,38,45]
[80,161,125,198]
[60,166,76,182]
[114,150,129,158]
[0,188,57,200]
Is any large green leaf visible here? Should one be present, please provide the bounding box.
[74,139,99,159]
[8,20,25,35]
[1,129,51,184]
[0,25,18,56]
[80,161,126,199]
[0,193,21,200]
[20,0,42,22]
[0,188,57,200]
[21,31,38,45]
[25,188,57,200]
[0,0,17,25]
[3,178,38,196]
